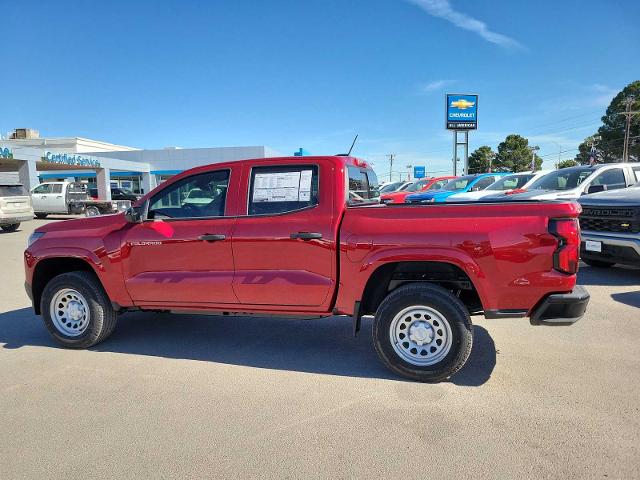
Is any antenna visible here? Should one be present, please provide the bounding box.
[346,134,358,156]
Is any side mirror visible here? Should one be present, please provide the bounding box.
[586,184,607,195]
[124,206,143,223]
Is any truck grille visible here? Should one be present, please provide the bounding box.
[579,207,640,234]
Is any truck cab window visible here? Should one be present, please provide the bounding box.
[591,168,626,190]
[51,184,63,194]
[248,165,319,215]
[32,184,51,194]
[148,169,230,219]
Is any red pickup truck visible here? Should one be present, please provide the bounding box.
[24,156,589,382]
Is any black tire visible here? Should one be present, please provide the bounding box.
[34,213,48,219]
[373,283,473,382]
[40,271,118,348]
[582,258,615,268]
[1,223,19,232]
[85,206,101,217]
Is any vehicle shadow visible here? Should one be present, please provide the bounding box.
[578,264,640,287]
[610,291,640,308]
[0,308,496,385]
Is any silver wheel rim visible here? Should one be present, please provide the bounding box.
[50,288,90,337]
[86,207,100,217]
[389,305,453,366]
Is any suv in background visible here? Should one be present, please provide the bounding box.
[578,185,640,268]
[0,183,34,232]
[515,163,640,200]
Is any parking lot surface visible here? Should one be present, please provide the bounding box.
[1,218,639,479]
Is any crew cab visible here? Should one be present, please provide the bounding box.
[24,156,589,382]
[31,181,132,218]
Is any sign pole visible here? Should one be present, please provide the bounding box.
[452,131,457,176]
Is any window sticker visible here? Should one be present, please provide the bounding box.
[252,170,313,203]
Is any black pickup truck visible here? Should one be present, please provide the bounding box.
[578,186,640,268]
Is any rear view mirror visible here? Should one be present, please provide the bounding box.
[586,185,607,195]
[124,206,143,223]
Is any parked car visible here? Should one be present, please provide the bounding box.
[379,181,412,194]
[405,172,511,203]
[505,163,640,201]
[0,183,34,232]
[89,187,141,202]
[381,176,455,204]
[446,171,550,202]
[578,185,640,268]
[31,181,131,218]
[24,156,588,382]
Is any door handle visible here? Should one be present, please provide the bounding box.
[199,233,226,242]
[290,232,322,240]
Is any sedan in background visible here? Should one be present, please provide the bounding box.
[381,176,455,204]
[405,173,511,203]
[446,171,550,202]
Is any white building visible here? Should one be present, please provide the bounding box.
[0,129,280,200]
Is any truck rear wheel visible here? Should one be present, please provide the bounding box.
[1,223,19,232]
[85,206,101,217]
[372,283,473,382]
[40,271,118,349]
[34,213,48,219]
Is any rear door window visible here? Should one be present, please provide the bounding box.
[347,166,380,205]
[51,184,63,194]
[248,165,319,215]
[591,168,626,190]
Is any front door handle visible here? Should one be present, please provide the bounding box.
[290,232,322,240]
[199,233,226,242]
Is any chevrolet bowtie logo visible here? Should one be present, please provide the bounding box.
[451,99,475,109]
[621,223,630,228]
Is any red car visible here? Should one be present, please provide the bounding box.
[380,176,456,204]
[24,156,588,382]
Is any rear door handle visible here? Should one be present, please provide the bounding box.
[290,232,322,240]
[199,234,226,242]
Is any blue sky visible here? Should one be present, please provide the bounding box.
[1,0,638,179]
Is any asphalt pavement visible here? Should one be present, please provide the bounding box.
[1,218,639,479]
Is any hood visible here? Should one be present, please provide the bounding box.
[36,212,127,235]
[578,186,640,207]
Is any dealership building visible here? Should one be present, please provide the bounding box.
[0,129,280,200]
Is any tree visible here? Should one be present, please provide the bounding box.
[468,146,495,173]
[558,159,578,169]
[597,80,640,162]
[494,134,542,172]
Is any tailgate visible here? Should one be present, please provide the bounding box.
[0,195,32,213]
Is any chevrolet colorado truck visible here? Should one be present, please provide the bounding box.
[24,156,589,382]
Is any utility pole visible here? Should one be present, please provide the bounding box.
[388,154,394,182]
[529,145,540,171]
[618,96,639,162]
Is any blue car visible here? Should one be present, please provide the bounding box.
[405,173,511,203]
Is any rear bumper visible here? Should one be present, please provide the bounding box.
[529,286,590,326]
[0,213,33,225]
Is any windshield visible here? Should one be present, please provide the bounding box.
[404,179,429,192]
[441,175,475,191]
[0,185,28,196]
[487,174,534,191]
[528,167,593,191]
[380,182,402,193]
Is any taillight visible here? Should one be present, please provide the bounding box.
[549,218,580,274]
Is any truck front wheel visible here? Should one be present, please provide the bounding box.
[40,271,118,349]
[373,283,473,382]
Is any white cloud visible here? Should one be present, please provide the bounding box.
[421,79,455,93]
[406,0,524,50]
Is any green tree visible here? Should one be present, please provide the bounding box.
[597,80,640,161]
[558,159,578,169]
[494,134,542,172]
[468,146,495,173]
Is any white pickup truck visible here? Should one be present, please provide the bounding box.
[30,181,131,218]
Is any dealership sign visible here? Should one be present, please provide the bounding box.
[413,165,426,178]
[446,94,478,130]
[0,147,13,159]
[42,152,101,168]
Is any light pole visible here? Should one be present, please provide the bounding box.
[529,145,540,171]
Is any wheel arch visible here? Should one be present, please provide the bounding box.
[359,260,484,317]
